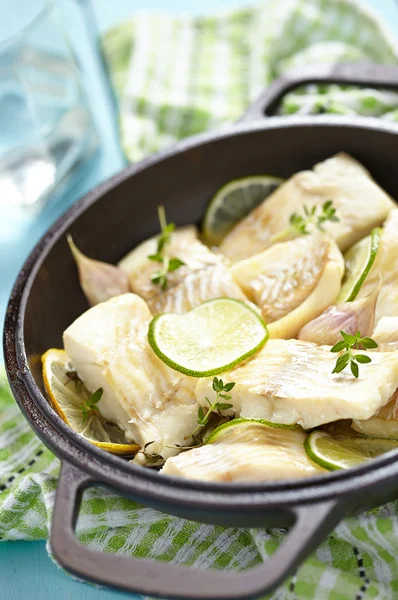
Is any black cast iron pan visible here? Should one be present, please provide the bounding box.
[5,63,398,600]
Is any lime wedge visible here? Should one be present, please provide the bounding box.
[205,418,300,444]
[203,175,284,246]
[338,227,381,302]
[148,298,268,377]
[42,349,140,455]
[304,430,398,471]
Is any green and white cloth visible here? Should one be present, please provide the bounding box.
[3,1,398,598]
[103,0,398,162]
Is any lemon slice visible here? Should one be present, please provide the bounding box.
[205,417,300,444]
[337,227,381,302]
[304,430,398,471]
[42,349,139,455]
[148,298,268,377]
[203,175,283,246]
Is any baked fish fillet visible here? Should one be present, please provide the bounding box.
[119,225,246,313]
[148,263,247,314]
[63,294,198,460]
[352,316,398,437]
[195,339,398,429]
[372,317,398,352]
[356,210,398,323]
[230,234,344,338]
[220,153,394,263]
[161,422,324,482]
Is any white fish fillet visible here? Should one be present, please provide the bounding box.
[119,225,246,313]
[63,294,198,460]
[220,153,394,263]
[230,234,344,338]
[351,389,398,439]
[148,263,247,314]
[352,315,398,437]
[357,210,398,323]
[119,226,220,300]
[372,316,398,352]
[161,422,323,482]
[194,339,398,429]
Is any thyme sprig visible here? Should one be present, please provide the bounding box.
[271,200,339,243]
[331,331,378,378]
[148,205,185,290]
[65,369,83,394]
[81,388,103,423]
[186,377,235,441]
[138,441,164,465]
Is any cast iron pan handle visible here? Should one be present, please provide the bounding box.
[51,461,344,600]
[241,62,398,122]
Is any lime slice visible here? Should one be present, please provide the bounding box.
[337,228,381,302]
[305,430,398,471]
[203,175,284,246]
[205,418,300,444]
[148,298,268,377]
[42,349,139,455]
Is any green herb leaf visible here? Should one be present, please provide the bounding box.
[168,258,185,271]
[350,360,359,378]
[223,382,235,392]
[330,340,346,353]
[212,377,222,392]
[359,337,379,349]
[215,402,233,411]
[198,406,205,424]
[81,388,103,423]
[148,206,185,289]
[355,354,372,364]
[332,352,350,374]
[340,331,356,346]
[89,388,103,405]
[186,377,236,441]
[331,331,376,377]
[139,441,164,464]
[148,253,163,262]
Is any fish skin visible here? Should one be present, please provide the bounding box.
[220,153,395,263]
[63,294,198,461]
[195,339,398,430]
[230,234,344,339]
[161,422,324,482]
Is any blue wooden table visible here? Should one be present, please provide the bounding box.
[1,0,397,598]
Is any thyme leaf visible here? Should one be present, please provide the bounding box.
[271,200,339,243]
[148,206,185,290]
[81,388,103,423]
[331,331,378,378]
[185,377,235,440]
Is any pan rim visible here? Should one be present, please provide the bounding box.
[5,114,398,512]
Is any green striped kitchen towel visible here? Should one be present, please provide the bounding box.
[3,1,398,598]
[102,0,398,163]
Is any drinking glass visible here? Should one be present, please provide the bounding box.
[0,0,98,212]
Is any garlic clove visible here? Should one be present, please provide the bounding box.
[68,235,130,306]
[298,278,381,346]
